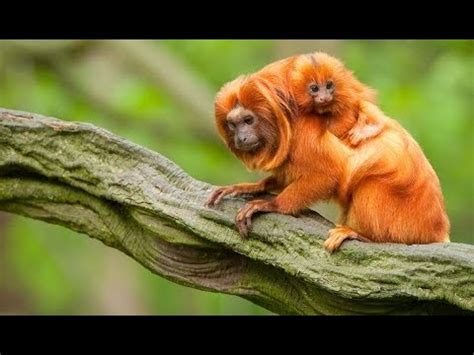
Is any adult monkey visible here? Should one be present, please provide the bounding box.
[206,65,449,252]
[206,73,354,249]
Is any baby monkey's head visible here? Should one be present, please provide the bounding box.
[290,52,376,116]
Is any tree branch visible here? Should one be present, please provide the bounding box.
[0,107,472,315]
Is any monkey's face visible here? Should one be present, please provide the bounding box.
[290,52,355,116]
[308,79,335,112]
[226,106,266,152]
[214,75,292,171]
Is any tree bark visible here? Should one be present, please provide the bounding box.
[0,107,472,315]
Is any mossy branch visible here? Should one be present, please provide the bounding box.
[0,107,472,315]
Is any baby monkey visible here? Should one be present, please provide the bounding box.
[290,52,385,146]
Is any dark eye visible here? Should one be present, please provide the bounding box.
[309,84,319,93]
[244,116,254,125]
[326,81,334,89]
[227,121,236,130]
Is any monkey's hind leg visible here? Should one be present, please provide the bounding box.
[324,225,371,253]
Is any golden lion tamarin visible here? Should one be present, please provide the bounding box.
[206,74,350,239]
[286,52,449,249]
[206,58,450,252]
[253,52,383,147]
[289,52,384,146]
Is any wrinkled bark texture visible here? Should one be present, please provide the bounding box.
[0,108,472,315]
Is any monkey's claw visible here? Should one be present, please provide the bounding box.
[235,199,274,238]
[235,203,253,238]
[236,214,251,238]
[205,187,235,207]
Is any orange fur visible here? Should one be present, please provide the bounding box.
[249,52,382,147]
[214,74,292,172]
[208,63,450,251]
[210,74,348,237]
[289,52,383,146]
[337,101,450,245]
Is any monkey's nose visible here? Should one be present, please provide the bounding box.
[318,96,330,104]
[236,137,247,146]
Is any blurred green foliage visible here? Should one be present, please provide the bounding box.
[0,40,472,314]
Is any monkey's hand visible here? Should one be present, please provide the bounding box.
[206,186,244,207]
[234,175,338,237]
[235,199,277,238]
[348,101,386,146]
[205,177,279,208]
[348,123,382,146]
[347,127,366,146]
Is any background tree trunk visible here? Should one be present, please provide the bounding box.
[0,107,472,315]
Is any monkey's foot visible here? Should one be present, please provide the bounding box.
[324,226,370,253]
[235,199,275,238]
